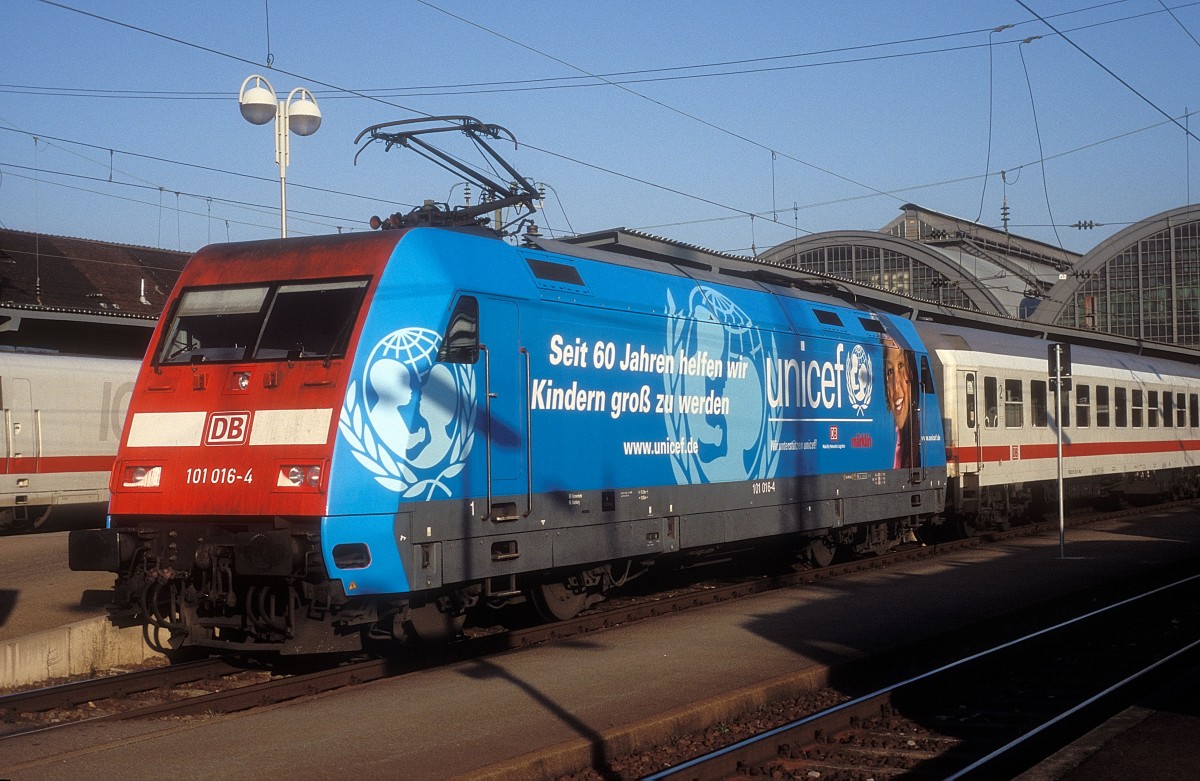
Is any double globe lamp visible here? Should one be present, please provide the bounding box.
[238,74,321,238]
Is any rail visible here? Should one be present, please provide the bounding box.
[645,570,1200,780]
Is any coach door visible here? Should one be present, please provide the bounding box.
[3,377,36,476]
[480,298,529,520]
[959,369,982,475]
[912,355,934,483]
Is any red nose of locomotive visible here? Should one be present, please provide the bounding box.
[110,360,342,518]
[106,237,392,522]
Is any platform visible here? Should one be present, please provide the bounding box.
[0,532,161,689]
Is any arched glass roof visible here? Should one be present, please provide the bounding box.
[758,230,1008,314]
[1030,205,1200,347]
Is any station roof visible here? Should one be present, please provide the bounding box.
[0,228,188,319]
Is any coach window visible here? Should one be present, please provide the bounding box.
[1031,380,1048,428]
[1076,384,1091,428]
[984,376,999,428]
[1058,383,1071,428]
[1148,391,1160,427]
[1177,393,1187,427]
[1096,385,1111,427]
[1190,394,1199,428]
[1163,392,1174,428]
[1132,389,1144,427]
[438,296,479,364]
[1115,387,1128,427]
[1004,378,1023,428]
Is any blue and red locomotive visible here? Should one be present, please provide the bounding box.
[69,221,948,654]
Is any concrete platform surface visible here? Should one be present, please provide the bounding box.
[1020,663,1200,781]
[3,508,1200,780]
[0,531,113,644]
[0,532,161,689]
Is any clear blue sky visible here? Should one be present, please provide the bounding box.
[3,1,1198,257]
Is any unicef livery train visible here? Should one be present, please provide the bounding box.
[69,224,950,653]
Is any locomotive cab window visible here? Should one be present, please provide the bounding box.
[254,280,369,360]
[438,296,479,364]
[157,278,368,365]
[159,286,267,363]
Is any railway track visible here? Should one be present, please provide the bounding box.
[627,564,1200,780]
[0,504,1175,744]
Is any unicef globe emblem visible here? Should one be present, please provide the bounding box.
[846,344,873,415]
[338,327,476,498]
[664,286,780,484]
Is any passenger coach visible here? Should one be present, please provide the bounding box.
[923,323,1200,532]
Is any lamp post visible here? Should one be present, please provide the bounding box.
[238,74,322,238]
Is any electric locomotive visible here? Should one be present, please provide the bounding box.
[68,222,948,654]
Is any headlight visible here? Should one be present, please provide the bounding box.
[122,465,162,488]
[278,464,322,488]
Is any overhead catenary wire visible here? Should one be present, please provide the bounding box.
[1017,35,1067,252]
[12,1,1196,100]
[1015,0,1200,144]
[976,24,1014,224]
[16,0,1198,255]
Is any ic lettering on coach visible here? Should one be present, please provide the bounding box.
[204,411,251,445]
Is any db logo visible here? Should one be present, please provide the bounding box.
[204,412,251,445]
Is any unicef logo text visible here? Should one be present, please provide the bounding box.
[339,327,476,498]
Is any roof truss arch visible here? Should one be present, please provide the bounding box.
[759,230,1009,314]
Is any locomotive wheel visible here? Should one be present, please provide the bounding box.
[529,579,589,621]
[805,538,836,568]
[403,604,466,644]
